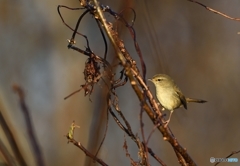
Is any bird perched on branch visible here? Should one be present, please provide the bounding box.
[148,74,207,128]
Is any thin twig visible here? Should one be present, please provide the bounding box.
[66,122,108,166]
[94,102,109,157]
[108,95,166,166]
[225,150,240,158]
[0,138,17,166]
[139,107,150,165]
[64,87,83,100]
[12,85,45,166]
[146,146,166,166]
[123,135,139,165]
[146,123,160,144]
[0,110,27,166]
[67,138,108,166]
[214,150,240,166]
[188,0,240,21]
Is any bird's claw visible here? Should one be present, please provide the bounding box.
[164,120,170,128]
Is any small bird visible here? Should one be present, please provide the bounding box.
[148,74,206,127]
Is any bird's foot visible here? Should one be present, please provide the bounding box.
[164,120,170,128]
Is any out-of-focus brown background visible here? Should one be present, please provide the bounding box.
[0,0,240,165]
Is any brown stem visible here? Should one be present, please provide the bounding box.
[67,136,108,166]
[0,110,27,166]
[12,85,45,166]
[93,1,196,165]
[188,0,240,21]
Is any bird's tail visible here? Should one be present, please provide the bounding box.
[186,98,207,103]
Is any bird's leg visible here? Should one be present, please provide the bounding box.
[164,110,173,128]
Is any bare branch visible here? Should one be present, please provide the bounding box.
[66,122,108,166]
[92,1,197,165]
[123,136,139,166]
[0,110,27,166]
[225,150,240,159]
[0,137,17,166]
[188,0,240,21]
[67,138,108,166]
[12,85,45,166]
[214,150,240,166]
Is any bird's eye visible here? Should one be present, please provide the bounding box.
[157,79,161,82]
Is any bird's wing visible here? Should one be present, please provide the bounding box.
[176,89,187,109]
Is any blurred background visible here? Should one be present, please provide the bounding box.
[0,0,240,165]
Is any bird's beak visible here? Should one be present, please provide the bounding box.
[148,78,152,82]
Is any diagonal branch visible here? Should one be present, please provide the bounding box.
[12,85,45,166]
[0,110,27,166]
[92,1,196,165]
[214,150,240,166]
[67,138,108,166]
[188,0,240,21]
[66,121,108,166]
